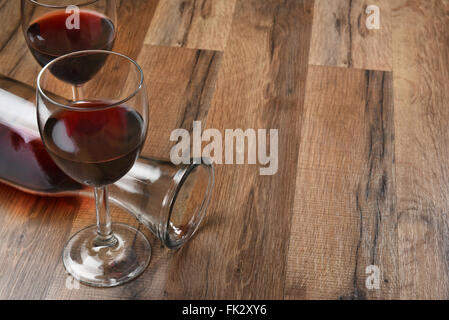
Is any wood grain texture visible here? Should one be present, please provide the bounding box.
[1,0,449,300]
[309,0,392,71]
[285,66,398,299]
[392,0,449,299]
[145,0,237,51]
[157,0,314,299]
[114,0,160,59]
[138,45,223,159]
[0,191,81,299]
[0,74,35,102]
[0,0,39,87]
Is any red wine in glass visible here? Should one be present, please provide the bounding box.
[25,10,115,84]
[42,101,145,187]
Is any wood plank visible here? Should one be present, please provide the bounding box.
[159,0,314,299]
[285,66,398,299]
[392,0,449,299]
[0,189,82,299]
[0,73,35,102]
[145,0,237,51]
[114,0,160,59]
[138,45,223,159]
[0,0,39,87]
[43,45,223,299]
[0,0,159,87]
[309,0,392,71]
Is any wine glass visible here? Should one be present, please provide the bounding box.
[21,0,117,98]
[37,50,150,287]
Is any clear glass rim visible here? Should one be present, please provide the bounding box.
[26,0,99,9]
[37,50,144,112]
[163,158,214,249]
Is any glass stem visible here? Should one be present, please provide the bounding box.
[72,84,84,101]
[94,186,116,247]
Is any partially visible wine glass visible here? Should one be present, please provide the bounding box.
[21,0,117,96]
[37,50,150,287]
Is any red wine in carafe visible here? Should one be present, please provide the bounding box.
[0,121,83,194]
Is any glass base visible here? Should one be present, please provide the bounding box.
[62,223,151,287]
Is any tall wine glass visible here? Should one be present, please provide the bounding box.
[37,50,150,287]
[21,0,117,98]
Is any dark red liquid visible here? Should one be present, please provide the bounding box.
[25,10,115,84]
[0,121,82,194]
[43,101,145,187]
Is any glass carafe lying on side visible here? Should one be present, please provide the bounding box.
[0,74,214,249]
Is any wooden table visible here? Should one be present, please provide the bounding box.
[0,0,448,300]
